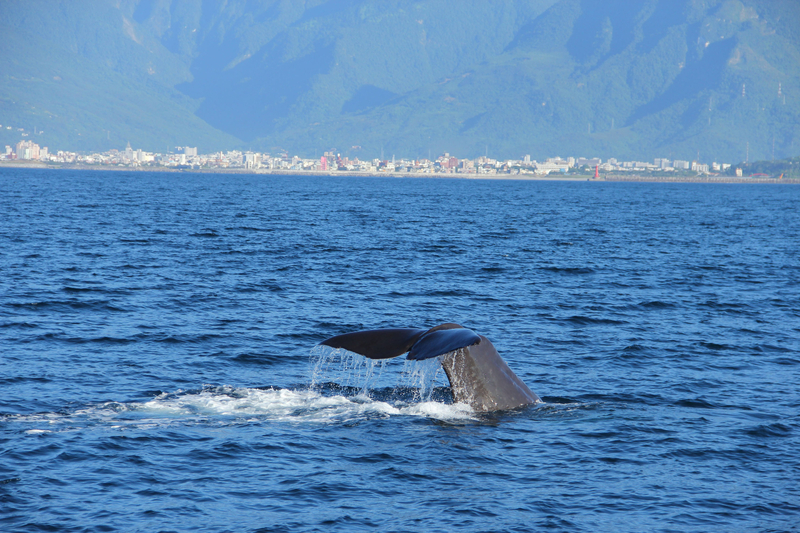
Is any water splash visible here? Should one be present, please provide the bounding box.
[310,344,449,403]
[396,357,446,402]
[310,345,389,393]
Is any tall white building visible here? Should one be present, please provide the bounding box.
[15,140,40,160]
[244,152,261,169]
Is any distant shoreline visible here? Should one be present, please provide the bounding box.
[1,160,798,184]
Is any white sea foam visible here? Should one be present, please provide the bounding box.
[12,386,475,434]
[10,347,475,433]
[132,386,475,423]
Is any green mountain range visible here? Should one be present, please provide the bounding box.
[2,0,798,162]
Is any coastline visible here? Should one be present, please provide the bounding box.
[1,160,798,184]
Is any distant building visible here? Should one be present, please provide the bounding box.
[184,147,197,156]
[535,159,570,175]
[673,160,690,170]
[15,140,40,160]
[538,158,570,174]
[576,157,601,167]
[244,152,260,169]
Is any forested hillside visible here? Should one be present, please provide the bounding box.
[1,0,798,162]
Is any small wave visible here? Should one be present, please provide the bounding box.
[530,400,595,417]
[235,282,284,293]
[622,344,648,352]
[566,315,626,325]
[62,286,102,293]
[0,321,39,329]
[231,352,284,365]
[74,336,137,345]
[423,289,475,297]
[149,333,225,344]
[638,300,676,309]
[754,344,791,353]
[0,376,52,385]
[541,266,594,274]
[190,230,219,237]
[25,333,137,345]
[697,341,734,351]
[699,301,750,312]
[693,264,724,271]
[386,289,475,298]
[226,226,273,232]
[575,392,666,406]
[744,423,792,438]
[9,300,128,312]
[674,398,717,409]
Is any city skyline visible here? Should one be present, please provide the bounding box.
[3,137,738,177]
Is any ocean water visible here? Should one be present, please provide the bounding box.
[1,168,798,533]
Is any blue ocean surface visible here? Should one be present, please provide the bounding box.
[1,168,798,533]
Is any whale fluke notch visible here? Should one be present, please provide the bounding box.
[317,323,540,412]
[407,324,481,361]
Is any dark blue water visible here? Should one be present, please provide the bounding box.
[1,169,798,533]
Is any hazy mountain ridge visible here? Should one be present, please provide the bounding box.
[1,0,797,162]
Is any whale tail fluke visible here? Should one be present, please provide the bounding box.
[319,324,481,361]
[318,323,539,412]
